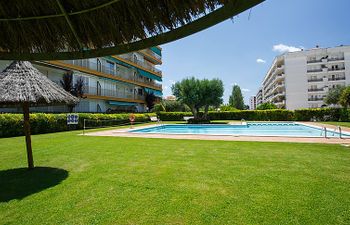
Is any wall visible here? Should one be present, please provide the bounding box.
[284,55,309,110]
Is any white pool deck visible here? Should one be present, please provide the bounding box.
[84,122,350,145]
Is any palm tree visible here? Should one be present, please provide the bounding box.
[60,71,85,112]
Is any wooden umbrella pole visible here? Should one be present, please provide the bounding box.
[23,102,34,169]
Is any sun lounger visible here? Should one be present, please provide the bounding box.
[183,116,194,121]
[150,116,160,122]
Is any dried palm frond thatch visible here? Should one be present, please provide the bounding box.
[0,61,79,169]
[0,0,264,60]
[0,61,79,105]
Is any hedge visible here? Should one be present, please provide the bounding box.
[158,108,349,122]
[158,112,193,121]
[1,109,349,138]
[294,108,347,121]
[0,113,156,138]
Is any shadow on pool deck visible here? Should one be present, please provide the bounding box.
[0,167,68,202]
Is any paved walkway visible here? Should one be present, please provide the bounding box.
[85,122,350,145]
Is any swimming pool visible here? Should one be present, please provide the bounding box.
[130,122,348,138]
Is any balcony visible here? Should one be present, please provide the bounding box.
[276,73,285,79]
[308,78,323,82]
[139,49,162,63]
[60,60,161,90]
[118,55,162,75]
[308,97,324,102]
[328,77,346,81]
[328,67,345,72]
[85,86,145,101]
[307,69,323,73]
[307,59,322,64]
[274,100,286,105]
[308,88,324,92]
[328,57,345,62]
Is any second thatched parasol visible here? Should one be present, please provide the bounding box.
[0,61,79,169]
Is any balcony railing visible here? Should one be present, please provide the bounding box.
[308,97,324,101]
[308,88,324,92]
[119,55,162,75]
[307,59,322,64]
[328,57,344,62]
[61,60,161,89]
[307,78,323,82]
[328,67,345,71]
[85,86,145,101]
[329,77,346,81]
[140,49,162,61]
[307,69,323,73]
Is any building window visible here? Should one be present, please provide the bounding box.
[138,88,143,96]
[97,58,102,72]
[97,104,102,113]
[106,60,115,75]
[97,81,101,96]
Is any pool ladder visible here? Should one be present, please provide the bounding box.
[321,126,343,139]
[241,119,247,126]
[157,120,165,129]
[333,126,342,139]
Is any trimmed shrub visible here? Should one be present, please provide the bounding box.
[157,109,349,122]
[207,110,294,121]
[0,113,156,138]
[158,112,192,121]
[294,108,343,121]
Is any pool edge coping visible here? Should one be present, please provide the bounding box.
[84,122,350,145]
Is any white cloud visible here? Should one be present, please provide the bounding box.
[169,79,176,85]
[256,58,266,64]
[242,88,251,92]
[163,85,168,90]
[273,44,302,53]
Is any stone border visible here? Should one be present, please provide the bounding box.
[84,122,350,144]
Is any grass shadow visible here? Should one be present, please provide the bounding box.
[0,167,68,202]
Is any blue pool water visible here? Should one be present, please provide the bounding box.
[131,123,349,138]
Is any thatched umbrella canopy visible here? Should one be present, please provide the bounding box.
[0,0,264,60]
[0,61,79,169]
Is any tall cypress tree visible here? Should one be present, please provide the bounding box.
[229,85,244,110]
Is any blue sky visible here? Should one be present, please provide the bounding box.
[160,0,350,104]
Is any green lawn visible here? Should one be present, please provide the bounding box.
[321,121,350,128]
[1,131,350,224]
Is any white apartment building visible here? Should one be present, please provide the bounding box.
[249,96,257,110]
[257,45,350,110]
[0,47,163,113]
[256,87,263,106]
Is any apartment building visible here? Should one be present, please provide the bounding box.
[257,45,350,110]
[256,88,263,106]
[0,47,163,113]
[249,96,257,110]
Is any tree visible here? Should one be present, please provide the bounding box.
[73,77,85,98]
[172,77,224,120]
[60,71,74,93]
[153,100,190,112]
[199,78,224,119]
[219,104,237,111]
[60,71,85,112]
[145,91,157,112]
[229,85,244,110]
[325,85,345,106]
[339,86,350,108]
[257,102,277,110]
[172,77,202,119]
